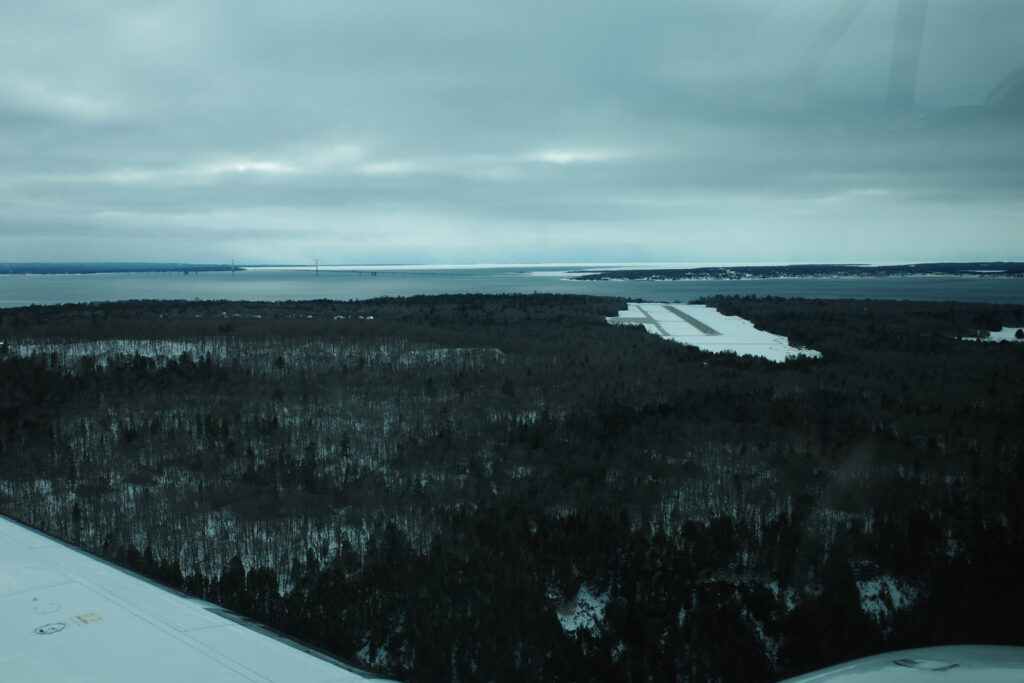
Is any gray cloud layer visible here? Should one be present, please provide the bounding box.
[2,0,1021,263]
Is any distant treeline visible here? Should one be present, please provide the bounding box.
[1,293,1023,681]
[0,262,239,275]
[574,262,1024,281]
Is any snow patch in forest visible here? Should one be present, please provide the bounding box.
[555,585,609,634]
[766,581,799,612]
[8,338,508,376]
[743,607,779,663]
[858,575,918,624]
[961,326,1024,343]
[11,339,226,366]
[398,346,506,367]
[356,642,390,670]
[607,303,820,362]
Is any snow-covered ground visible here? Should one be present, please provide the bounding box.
[857,575,918,625]
[608,303,821,363]
[962,326,1024,343]
[554,585,609,634]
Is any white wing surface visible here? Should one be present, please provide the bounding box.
[0,515,395,682]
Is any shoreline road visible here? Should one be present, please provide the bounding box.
[664,305,722,336]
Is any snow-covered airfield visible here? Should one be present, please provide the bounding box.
[608,303,820,363]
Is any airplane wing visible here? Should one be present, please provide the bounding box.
[778,644,1024,682]
[0,515,395,682]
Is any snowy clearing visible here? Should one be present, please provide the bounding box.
[608,303,821,363]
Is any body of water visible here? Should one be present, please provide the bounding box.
[2,267,1023,308]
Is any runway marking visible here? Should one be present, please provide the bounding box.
[663,305,721,336]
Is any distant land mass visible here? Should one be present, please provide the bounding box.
[0,262,240,275]
[572,262,1024,281]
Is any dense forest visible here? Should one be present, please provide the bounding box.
[1,293,1023,681]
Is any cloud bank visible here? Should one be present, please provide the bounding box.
[1,0,1021,263]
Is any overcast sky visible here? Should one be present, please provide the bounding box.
[2,0,1021,264]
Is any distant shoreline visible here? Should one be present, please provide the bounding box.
[4,261,1024,278]
[0,263,239,275]
[571,262,1024,281]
